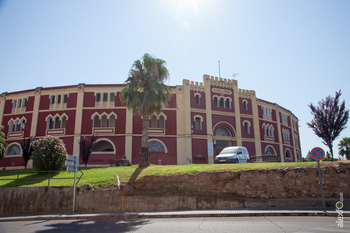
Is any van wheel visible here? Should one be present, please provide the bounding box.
[235,158,239,164]
[246,159,249,163]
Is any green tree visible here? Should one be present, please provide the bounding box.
[31,135,67,171]
[0,125,7,159]
[21,137,34,169]
[338,137,350,160]
[79,134,98,167]
[307,90,349,161]
[120,53,171,166]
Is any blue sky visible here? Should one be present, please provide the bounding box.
[1,0,349,159]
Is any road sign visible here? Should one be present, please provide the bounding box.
[310,147,325,161]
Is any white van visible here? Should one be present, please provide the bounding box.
[214,146,250,164]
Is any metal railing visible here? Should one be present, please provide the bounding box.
[0,170,84,187]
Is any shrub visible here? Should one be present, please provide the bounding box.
[32,135,67,171]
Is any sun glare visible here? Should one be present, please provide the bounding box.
[165,0,200,29]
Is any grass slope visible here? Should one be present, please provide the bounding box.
[0,162,326,188]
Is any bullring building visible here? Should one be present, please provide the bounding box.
[0,74,301,168]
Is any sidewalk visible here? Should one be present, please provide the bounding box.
[1,207,349,222]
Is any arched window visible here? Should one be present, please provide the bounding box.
[149,141,165,152]
[109,115,115,127]
[8,120,14,133]
[265,146,275,155]
[195,94,200,105]
[14,119,19,132]
[6,144,21,156]
[243,100,248,111]
[285,149,292,159]
[151,115,157,128]
[244,121,250,134]
[216,126,232,137]
[20,119,25,131]
[54,116,60,129]
[219,97,225,108]
[226,98,231,108]
[61,115,67,128]
[46,117,52,129]
[101,114,108,127]
[195,117,202,130]
[159,115,165,129]
[213,97,218,107]
[93,115,99,128]
[92,140,114,152]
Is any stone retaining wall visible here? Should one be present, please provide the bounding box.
[1,162,349,215]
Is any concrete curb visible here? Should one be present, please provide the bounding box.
[1,209,349,222]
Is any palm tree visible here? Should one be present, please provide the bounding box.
[120,53,171,166]
[307,90,349,161]
[338,137,350,160]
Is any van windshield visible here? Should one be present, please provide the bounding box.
[219,148,238,155]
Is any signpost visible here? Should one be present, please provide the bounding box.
[310,147,326,212]
[66,155,79,212]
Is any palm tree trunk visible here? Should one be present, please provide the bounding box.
[140,113,150,166]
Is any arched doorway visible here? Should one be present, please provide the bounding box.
[215,126,233,156]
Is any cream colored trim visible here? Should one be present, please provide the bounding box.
[73,84,84,156]
[30,87,41,137]
[276,109,284,162]
[125,108,133,162]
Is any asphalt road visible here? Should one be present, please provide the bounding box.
[0,216,349,233]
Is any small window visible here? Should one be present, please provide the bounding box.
[12,100,17,109]
[22,98,27,107]
[110,93,115,102]
[214,97,218,107]
[101,115,108,127]
[8,120,14,133]
[20,119,25,131]
[96,93,101,102]
[243,100,248,111]
[47,117,52,129]
[93,115,99,128]
[226,99,231,108]
[244,121,250,134]
[151,115,157,128]
[57,95,61,104]
[17,99,22,108]
[219,98,225,108]
[286,150,292,159]
[109,115,115,127]
[50,95,55,105]
[14,120,19,132]
[54,116,60,129]
[195,94,200,105]
[195,117,201,130]
[63,94,68,103]
[61,116,67,128]
[159,115,165,129]
[103,93,108,102]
